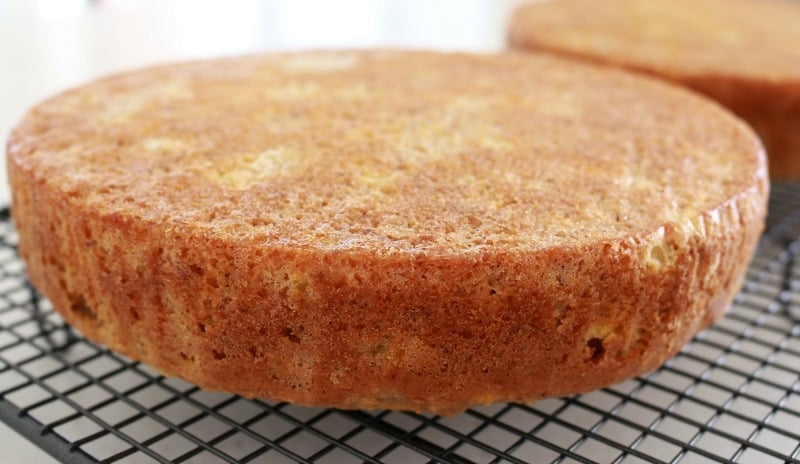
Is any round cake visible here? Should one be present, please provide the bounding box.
[7,51,767,414]
[509,0,800,179]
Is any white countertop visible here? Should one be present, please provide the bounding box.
[0,0,527,461]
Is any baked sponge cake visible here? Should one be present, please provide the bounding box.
[7,51,767,414]
[509,0,800,179]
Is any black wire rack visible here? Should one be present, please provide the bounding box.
[0,184,799,464]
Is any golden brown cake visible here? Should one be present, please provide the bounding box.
[7,51,767,414]
[509,0,800,179]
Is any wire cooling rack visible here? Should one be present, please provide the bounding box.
[0,185,799,464]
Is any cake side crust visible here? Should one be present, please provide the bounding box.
[9,156,767,414]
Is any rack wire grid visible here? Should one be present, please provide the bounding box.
[0,184,798,464]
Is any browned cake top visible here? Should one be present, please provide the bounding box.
[510,0,800,81]
[8,51,764,255]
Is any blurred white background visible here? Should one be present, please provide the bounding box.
[0,0,529,460]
